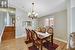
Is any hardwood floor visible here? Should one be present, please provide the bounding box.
[53,39,67,50]
[0,37,67,50]
[1,26,15,41]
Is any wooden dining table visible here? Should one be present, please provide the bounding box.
[36,32,53,50]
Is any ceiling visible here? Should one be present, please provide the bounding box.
[8,0,67,17]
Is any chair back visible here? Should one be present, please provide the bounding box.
[41,27,46,33]
[37,27,41,32]
[25,28,33,41]
[25,28,29,40]
[31,30,38,40]
[28,29,33,40]
[47,27,53,35]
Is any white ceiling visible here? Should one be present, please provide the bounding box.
[8,0,67,17]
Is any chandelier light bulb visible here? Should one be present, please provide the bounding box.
[35,13,38,16]
[28,12,31,16]
[32,11,35,14]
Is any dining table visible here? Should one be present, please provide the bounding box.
[36,32,53,50]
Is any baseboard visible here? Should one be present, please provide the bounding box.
[54,37,67,43]
[0,26,5,43]
[16,34,26,38]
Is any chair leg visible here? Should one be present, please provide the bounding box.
[39,46,41,50]
[51,35,53,45]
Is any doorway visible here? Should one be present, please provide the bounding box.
[0,7,16,41]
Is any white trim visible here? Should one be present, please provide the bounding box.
[0,26,5,43]
[54,37,67,43]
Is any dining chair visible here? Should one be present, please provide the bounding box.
[69,32,75,50]
[41,27,46,33]
[46,27,53,45]
[31,30,41,48]
[25,28,29,41]
[25,28,33,44]
[37,27,41,32]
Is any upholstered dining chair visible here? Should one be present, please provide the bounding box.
[46,27,53,45]
[41,27,46,33]
[37,27,41,32]
[25,28,33,44]
[31,30,41,48]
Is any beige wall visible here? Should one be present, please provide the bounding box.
[38,10,67,42]
[53,10,67,42]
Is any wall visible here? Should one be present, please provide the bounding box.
[38,10,67,42]
[0,12,6,35]
[16,8,27,38]
[16,8,38,38]
[38,15,54,27]
[53,10,67,42]
[0,12,6,42]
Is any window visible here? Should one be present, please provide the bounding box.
[44,18,54,27]
[45,18,49,26]
[50,18,54,27]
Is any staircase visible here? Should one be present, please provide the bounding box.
[1,26,15,41]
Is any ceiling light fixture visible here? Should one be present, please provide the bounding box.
[28,1,38,19]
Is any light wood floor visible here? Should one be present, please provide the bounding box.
[0,37,67,50]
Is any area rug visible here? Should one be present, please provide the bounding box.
[28,41,58,50]
[29,45,39,50]
[43,41,59,50]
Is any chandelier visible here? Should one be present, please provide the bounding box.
[28,2,38,19]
